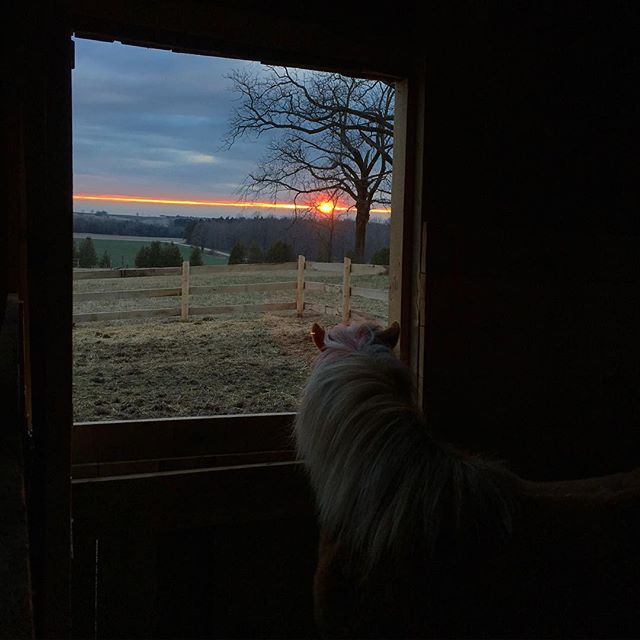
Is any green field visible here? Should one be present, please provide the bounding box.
[79,237,227,268]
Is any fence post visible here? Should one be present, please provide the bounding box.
[342,256,351,323]
[181,260,190,321]
[296,255,305,317]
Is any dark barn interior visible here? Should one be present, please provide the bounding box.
[1,1,639,638]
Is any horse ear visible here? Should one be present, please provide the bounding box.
[311,323,326,351]
[376,322,400,349]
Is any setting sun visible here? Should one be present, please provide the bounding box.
[316,200,335,215]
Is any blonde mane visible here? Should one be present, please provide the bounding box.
[294,322,514,568]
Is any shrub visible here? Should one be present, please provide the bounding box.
[228,241,246,265]
[265,241,295,263]
[98,250,112,268]
[78,237,98,268]
[189,246,203,266]
[247,242,264,264]
[370,247,390,266]
[135,241,183,267]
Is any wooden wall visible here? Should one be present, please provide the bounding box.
[422,2,640,480]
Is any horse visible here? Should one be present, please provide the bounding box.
[294,321,640,638]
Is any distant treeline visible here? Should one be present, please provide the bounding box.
[73,211,391,262]
[187,216,390,263]
[73,211,192,238]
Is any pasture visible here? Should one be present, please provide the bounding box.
[74,235,226,267]
[73,265,389,422]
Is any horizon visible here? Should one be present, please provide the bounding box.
[72,39,392,221]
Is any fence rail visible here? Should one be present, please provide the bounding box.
[73,257,388,324]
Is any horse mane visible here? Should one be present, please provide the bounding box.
[295,322,516,571]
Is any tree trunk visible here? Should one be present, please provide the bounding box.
[353,201,370,263]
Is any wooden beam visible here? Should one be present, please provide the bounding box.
[73,307,179,323]
[73,267,181,280]
[72,412,296,465]
[72,450,296,479]
[73,287,181,301]
[180,260,190,321]
[342,256,351,323]
[296,255,305,317]
[191,262,297,274]
[304,302,341,317]
[72,462,314,538]
[188,302,296,316]
[189,281,296,295]
[350,286,389,302]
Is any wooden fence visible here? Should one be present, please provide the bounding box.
[73,257,388,324]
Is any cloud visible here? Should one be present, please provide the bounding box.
[72,38,271,205]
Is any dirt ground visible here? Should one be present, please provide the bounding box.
[73,312,336,422]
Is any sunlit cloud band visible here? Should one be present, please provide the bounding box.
[73,193,391,214]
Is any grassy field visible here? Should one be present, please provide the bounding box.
[72,265,389,422]
[76,236,227,268]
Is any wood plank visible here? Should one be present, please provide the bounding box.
[73,287,181,302]
[71,462,314,537]
[73,267,181,280]
[304,302,342,317]
[342,256,351,323]
[350,286,389,302]
[96,536,158,640]
[180,260,190,321]
[73,307,180,323]
[306,261,387,276]
[189,281,296,295]
[188,301,296,316]
[296,255,305,317]
[305,261,343,273]
[351,264,388,275]
[304,281,326,292]
[351,308,387,325]
[72,412,296,465]
[70,535,97,640]
[72,450,297,479]
[190,262,297,274]
[73,269,123,280]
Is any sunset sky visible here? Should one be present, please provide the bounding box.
[73,38,391,220]
[72,37,277,218]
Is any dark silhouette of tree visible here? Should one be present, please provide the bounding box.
[265,241,295,263]
[189,246,203,266]
[224,67,393,262]
[228,241,246,264]
[370,246,390,265]
[247,242,264,263]
[98,250,112,268]
[78,237,98,268]
[135,241,183,267]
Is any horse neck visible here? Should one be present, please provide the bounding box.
[297,341,514,569]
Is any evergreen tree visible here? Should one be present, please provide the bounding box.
[370,246,390,266]
[78,237,98,268]
[98,250,112,268]
[72,240,79,266]
[247,242,264,264]
[135,241,183,267]
[189,246,203,266]
[265,241,295,263]
[160,243,183,267]
[228,241,246,265]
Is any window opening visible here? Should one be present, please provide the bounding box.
[72,38,394,422]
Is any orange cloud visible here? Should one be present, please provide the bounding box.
[73,193,391,214]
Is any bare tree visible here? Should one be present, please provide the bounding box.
[223,66,394,262]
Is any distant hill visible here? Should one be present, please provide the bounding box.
[73,211,196,239]
[74,210,391,263]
